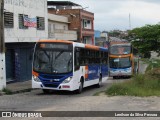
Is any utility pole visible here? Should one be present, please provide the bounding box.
[0,0,6,90]
[107,32,110,77]
[0,0,4,52]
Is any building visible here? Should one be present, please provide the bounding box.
[95,31,109,48]
[3,0,48,84]
[94,30,101,45]
[48,1,94,45]
[48,13,77,40]
[94,30,101,38]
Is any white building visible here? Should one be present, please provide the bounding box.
[4,0,48,43]
[48,13,77,40]
[0,0,48,89]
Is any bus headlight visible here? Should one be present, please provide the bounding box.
[33,75,41,82]
[63,77,73,83]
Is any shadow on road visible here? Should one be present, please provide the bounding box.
[36,85,101,96]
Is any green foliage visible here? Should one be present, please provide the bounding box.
[145,59,160,72]
[108,30,121,37]
[2,88,13,95]
[129,24,160,58]
[105,84,129,96]
[105,72,160,97]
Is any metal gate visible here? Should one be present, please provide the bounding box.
[5,43,34,82]
[5,49,15,82]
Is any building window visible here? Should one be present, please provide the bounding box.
[83,20,87,28]
[19,14,28,29]
[82,19,91,29]
[4,12,14,28]
[37,17,45,30]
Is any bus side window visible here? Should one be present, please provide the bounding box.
[75,48,80,71]
[79,49,85,65]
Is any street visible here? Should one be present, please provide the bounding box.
[0,78,159,111]
[1,78,160,120]
[0,79,111,111]
[0,78,131,111]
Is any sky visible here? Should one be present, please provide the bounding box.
[50,0,160,31]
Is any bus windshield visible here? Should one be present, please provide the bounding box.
[110,45,131,55]
[109,57,131,68]
[33,43,73,74]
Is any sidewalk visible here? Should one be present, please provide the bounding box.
[6,80,32,93]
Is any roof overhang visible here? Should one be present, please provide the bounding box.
[47,1,81,7]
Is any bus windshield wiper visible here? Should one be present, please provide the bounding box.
[51,51,64,73]
[55,51,64,60]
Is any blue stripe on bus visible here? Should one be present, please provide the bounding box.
[101,65,108,77]
[86,64,108,81]
[99,47,108,52]
[38,72,73,88]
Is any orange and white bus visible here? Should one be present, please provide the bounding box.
[32,40,108,93]
[109,43,139,78]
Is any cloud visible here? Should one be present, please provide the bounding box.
[94,0,160,30]
[49,0,160,31]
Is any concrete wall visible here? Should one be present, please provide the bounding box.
[48,21,77,40]
[0,53,6,90]
[48,9,81,31]
[48,14,77,40]
[4,0,48,43]
[48,13,69,23]
[53,29,77,40]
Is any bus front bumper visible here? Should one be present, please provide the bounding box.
[109,70,132,77]
[32,80,75,91]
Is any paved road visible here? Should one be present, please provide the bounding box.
[0,80,112,111]
[0,78,132,111]
[1,78,160,120]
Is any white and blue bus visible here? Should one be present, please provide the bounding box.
[32,40,108,93]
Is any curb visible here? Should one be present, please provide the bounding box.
[11,88,33,94]
[0,92,5,96]
[0,88,34,95]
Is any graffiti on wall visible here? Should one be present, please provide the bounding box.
[4,0,45,10]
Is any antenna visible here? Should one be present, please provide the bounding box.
[129,13,131,30]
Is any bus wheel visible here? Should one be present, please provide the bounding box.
[96,76,102,88]
[76,80,83,94]
[42,89,52,94]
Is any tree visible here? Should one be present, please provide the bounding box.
[129,24,160,58]
[108,30,121,37]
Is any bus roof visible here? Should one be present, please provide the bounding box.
[38,40,73,44]
[110,41,130,45]
[38,39,108,52]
